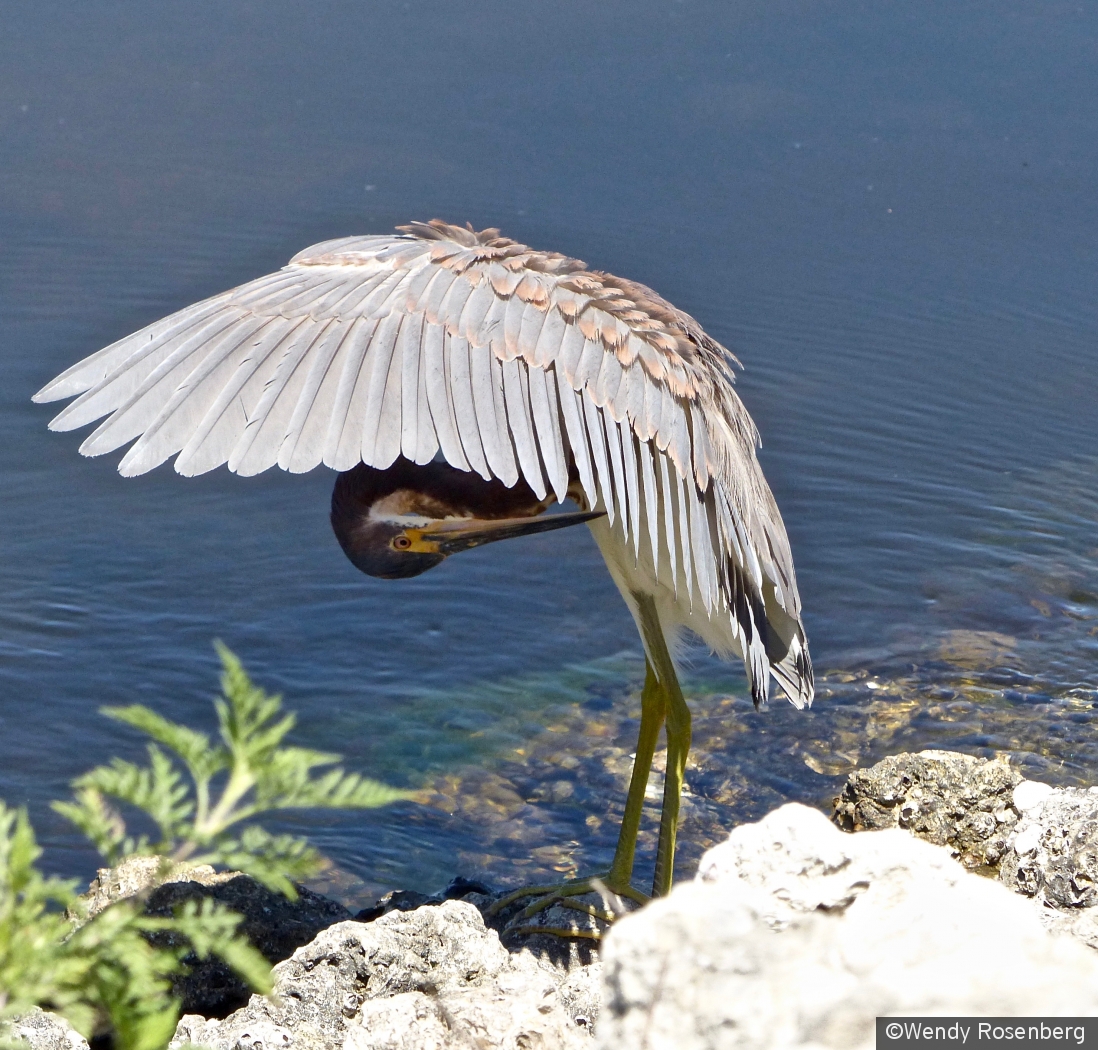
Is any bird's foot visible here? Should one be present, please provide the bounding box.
[483,875,648,944]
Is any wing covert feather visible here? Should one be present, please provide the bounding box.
[550,321,584,384]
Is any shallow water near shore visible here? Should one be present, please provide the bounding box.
[1,1,1096,903]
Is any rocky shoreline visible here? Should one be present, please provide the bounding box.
[13,749,1098,1050]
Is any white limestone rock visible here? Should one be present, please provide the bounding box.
[0,1010,90,1050]
[171,899,593,1050]
[1012,779,1055,814]
[1000,781,1098,908]
[994,780,1098,945]
[598,803,1098,1050]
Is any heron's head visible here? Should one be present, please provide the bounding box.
[330,463,602,581]
[336,516,447,580]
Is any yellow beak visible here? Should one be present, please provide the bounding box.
[406,510,604,555]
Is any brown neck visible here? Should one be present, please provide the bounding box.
[331,459,549,536]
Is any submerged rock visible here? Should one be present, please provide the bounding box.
[598,803,1098,1050]
[831,749,1021,869]
[352,875,494,922]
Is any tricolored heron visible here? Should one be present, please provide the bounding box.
[34,220,812,920]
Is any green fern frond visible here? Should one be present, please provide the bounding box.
[208,826,321,899]
[101,706,227,783]
[9,643,413,1050]
[51,788,135,866]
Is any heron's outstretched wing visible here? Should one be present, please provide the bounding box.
[34,220,811,707]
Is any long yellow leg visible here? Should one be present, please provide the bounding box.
[635,593,691,898]
[485,593,686,937]
[607,659,667,887]
[484,657,662,933]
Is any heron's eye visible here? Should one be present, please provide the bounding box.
[392,535,412,551]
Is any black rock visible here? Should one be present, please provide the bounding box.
[77,858,351,1019]
[442,875,493,899]
[353,889,436,922]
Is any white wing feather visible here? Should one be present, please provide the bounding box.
[278,319,356,474]
[446,334,491,480]
[554,372,595,507]
[421,321,468,472]
[229,320,337,476]
[501,356,547,499]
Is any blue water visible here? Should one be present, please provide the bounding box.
[1,0,1096,901]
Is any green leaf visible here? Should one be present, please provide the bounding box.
[6,808,40,897]
[29,642,411,1050]
[258,762,413,811]
[0,804,84,1023]
[74,747,194,840]
[52,788,131,864]
[207,825,321,898]
[101,706,228,783]
[56,645,411,891]
[168,899,271,994]
[63,900,184,1050]
[214,642,295,765]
